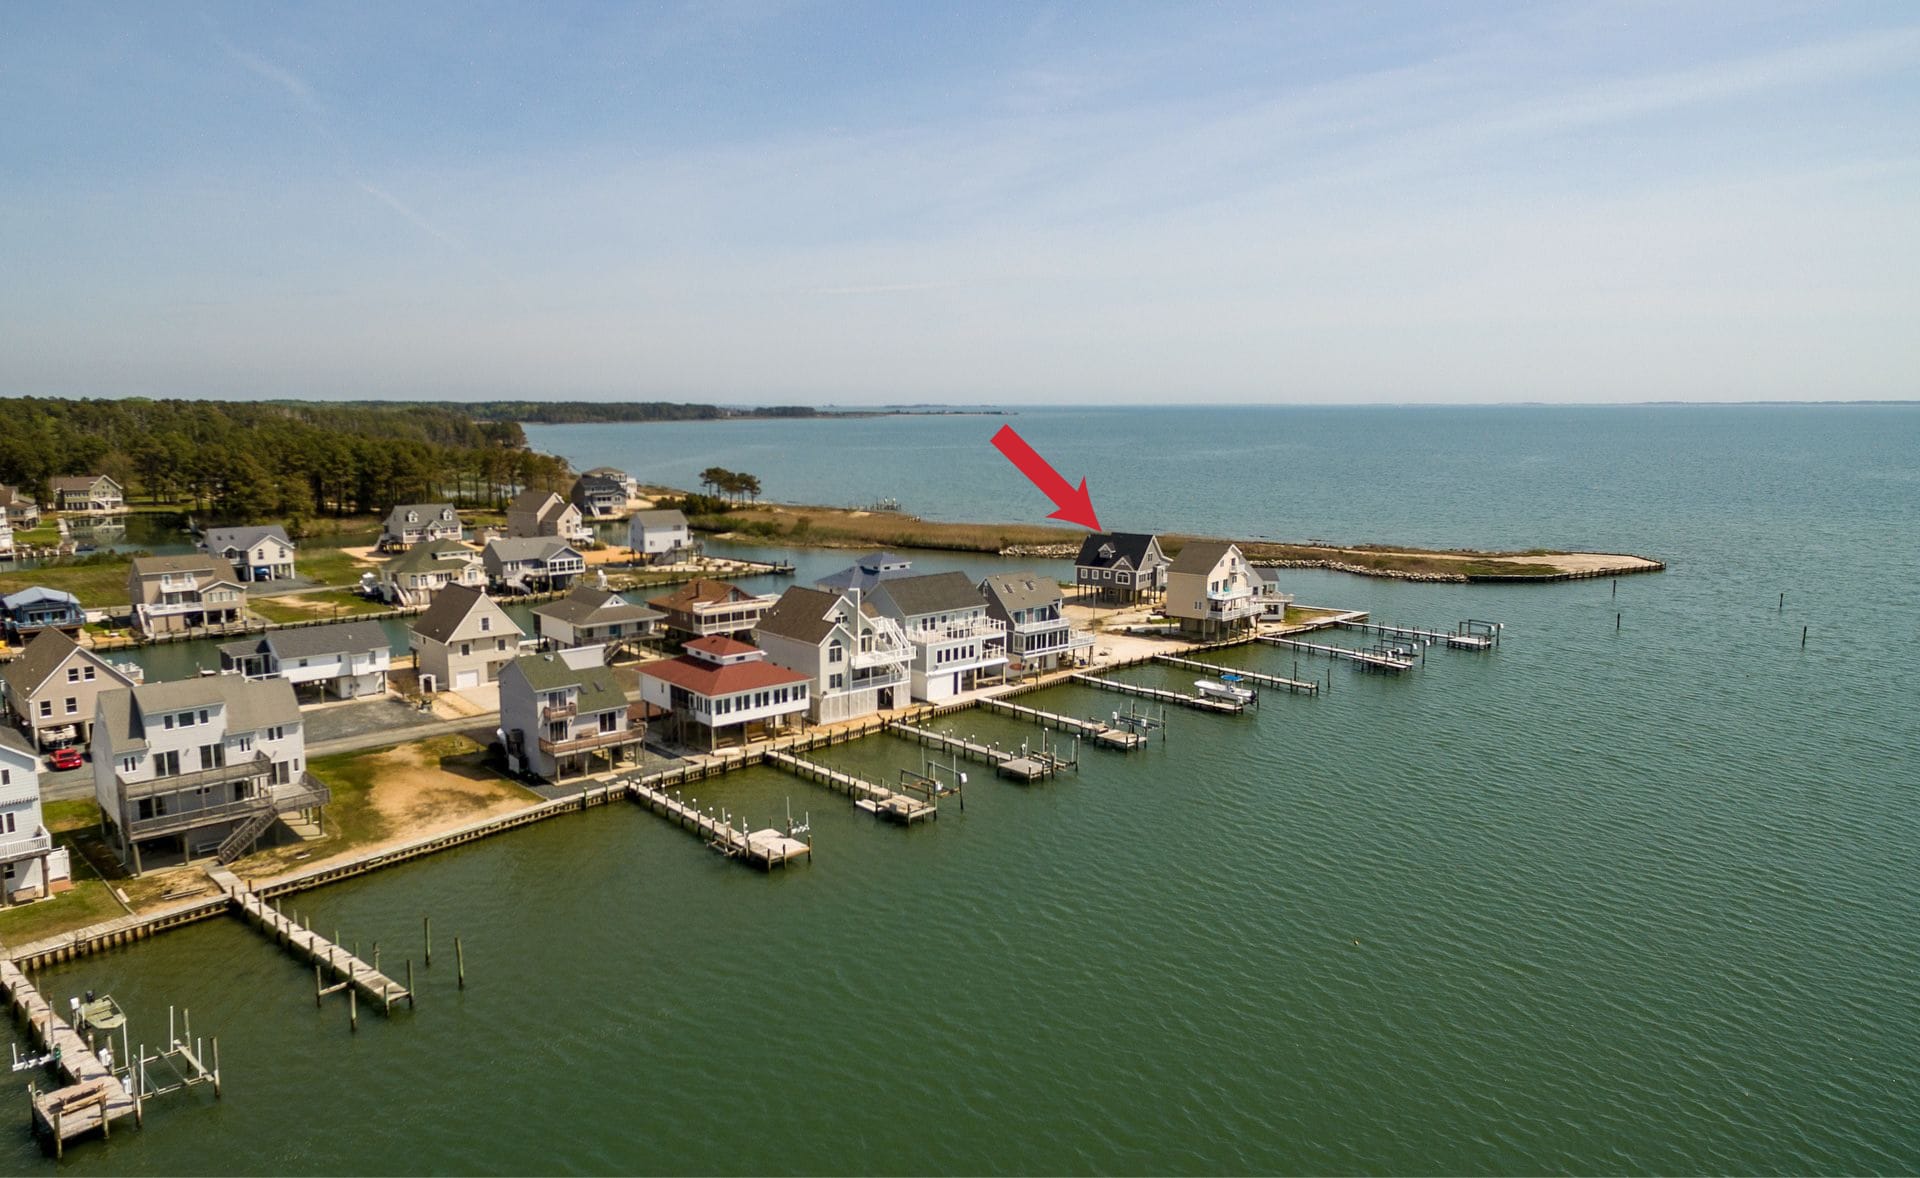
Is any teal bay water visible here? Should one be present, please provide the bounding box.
[8,405,1918,1174]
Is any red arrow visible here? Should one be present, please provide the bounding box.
[991,424,1102,531]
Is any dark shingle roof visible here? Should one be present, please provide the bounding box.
[754,587,847,644]
[873,571,984,617]
[129,554,233,579]
[1168,539,1238,575]
[507,653,629,715]
[204,525,292,553]
[409,584,512,645]
[978,572,1064,614]
[1074,532,1163,570]
[264,620,391,661]
[0,629,130,697]
[532,587,661,627]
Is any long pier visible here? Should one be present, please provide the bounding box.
[212,869,413,1012]
[1336,619,1497,650]
[764,750,937,823]
[884,722,1063,782]
[623,779,813,868]
[1,959,137,1149]
[977,699,1146,750]
[1152,653,1319,694]
[1257,636,1416,673]
[1069,673,1248,714]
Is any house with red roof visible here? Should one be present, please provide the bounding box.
[635,637,810,750]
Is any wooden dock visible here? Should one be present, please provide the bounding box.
[1152,653,1320,693]
[623,779,814,867]
[1336,619,1497,650]
[885,722,1064,782]
[764,750,937,823]
[977,699,1146,750]
[1257,636,1416,672]
[1,959,137,1150]
[211,869,413,1012]
[1069,673,1248,714]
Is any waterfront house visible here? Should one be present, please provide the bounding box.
[0,727,72,904]
[409,584,525,692]
[499,649,646,781]
[379,538,485,605]
[816,551,914,594]
[1165,540,1261,639]
[218,620,391,702]
[1074,532,1170,604]
[977,573,1093,673]
[506,489,592,544]
[753,586,912,721]
[50,474,124,514]
[583,467,638,499]
[0,484,40,526]
[378,503,463,551]
[569,474,627,520]
[868,572,1008,702]
[0,631,141,751]
[647,578,779,642]
[532,585,662,654]
[127,554,248,637]
[627,509,691,564]
[636,637,809,750]
[481,536,586,595]
[1,587,86,643]
[201,525,297,582]
[1256,568,1294,622]
[0,511,11,562]
[92,675,327,873]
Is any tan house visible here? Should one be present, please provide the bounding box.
[127,554,247,637]
[1165,540,1261,639]
[0,630,142,751]
[379,538,485,606]
[379,503,463,551]
[647,578,779,641]
[409,585,526,692]
[499,649,646,782]
[50,474,124,513]
[506,489,591,544]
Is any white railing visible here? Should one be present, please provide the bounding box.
[906,616,1007,645]
[0,826,53,862]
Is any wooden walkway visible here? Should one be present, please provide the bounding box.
[1069,673,1248,714]
[622,779,814,867]
[764,750,936,823]
[1152,653,1320,694]
[0,959,137,1149]
[885,722,1059,782]
[211,869,413,1012]
[1336,619,1496,650]
[977,699,1146,750]
[1257,636,1416,672]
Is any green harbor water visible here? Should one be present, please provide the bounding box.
[7,405,1918,1174]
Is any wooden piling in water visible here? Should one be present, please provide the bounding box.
[456,937,465,990]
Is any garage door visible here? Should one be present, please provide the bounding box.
[454,669,480,689]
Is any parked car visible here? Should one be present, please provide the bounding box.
[49,746,84,771]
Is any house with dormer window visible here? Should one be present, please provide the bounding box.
[127,554,248,637]
[482,536,586,595]
[978,573,1092,673]
[1166,541,1261,639]
[379,538,485,605]
[379,503,464,551]
[1074,532,1170,604]
[753,586,912,721]
[506,489,592,545]
[499,649,647,781]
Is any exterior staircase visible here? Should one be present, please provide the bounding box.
[215,806,278,864]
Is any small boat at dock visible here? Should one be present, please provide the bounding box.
[1194,674,1255,704]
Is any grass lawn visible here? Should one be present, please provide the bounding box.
[42,799,102,834]
[0,878,125,945]
[296,545,379,588]
[249,591,390,624]
[691,502,1082,553]
[0,557,134,605]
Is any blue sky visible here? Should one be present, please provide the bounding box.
[2,2,1915,404]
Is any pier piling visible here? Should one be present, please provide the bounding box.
[456,937,466,990]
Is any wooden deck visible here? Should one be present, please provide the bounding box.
[623,779,814,867]
[1069,673,1248,714]
[1335,619,1497,650]
[0,959,137,1149]
[211,868,414,1012]
[1152,653,1320,693]
[885,722,1061,782]
[976,699,1146,749]
[764,750,937,823]
[1257,636,1416,672]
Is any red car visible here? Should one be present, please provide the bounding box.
[48,747,84,771]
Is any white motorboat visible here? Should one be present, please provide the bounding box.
[1194,674,1255,703]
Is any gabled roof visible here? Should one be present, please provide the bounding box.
[1168,539,1240,575]
[263,619,391,661]
[506,653,629,715]
[583,466,628,480]
[978,572,1064,614]
[2,586,82,612]
[120,675,301,737]
[409,584,520,645]
[572,474,624,496]
[0,724,34,762]
[816,550,914,593]
[388,539,479,577]
[1,629,133,697]
[386,503,458,525]
[508,489,560,516]
[532,586,661,628]
[483,536,580,566]
[129,553,231,579]
[630,509,687,529]
[50,474,116,493]
[754,586,852,645]
[204,524,293,553]
[0,484,36,509]
[648,578,761,611]
[871,571,985,618]
[1075,532,1164,570]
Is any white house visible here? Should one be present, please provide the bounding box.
[1165,540,1261,639]
[636,637,810,750]
[499,649,646,782]
[218,620,392,701]
[868,572,1008,702]
[977,573,1093,673]
[379,503,463,551]
[481,536,586,595]
[532,585,662,653]
[0,727,72,904]
[627,510,691,564]
[93,676,327,873]
[201,525,297,582]
[753,586,912,722]
[380,538,485,605]
[409,585,525,692]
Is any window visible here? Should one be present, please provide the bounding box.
[39,701,52,718]
[84,665,95,681]
[0,812,13,835]
[0,769,8,787]
[480,616,492,633]
[120,757,136,773]
[460,642,471,656]
[179,711,197,728]
[828,641,844,664]
[162,711,173,728]
[828,673,844,690]
[65,697,78,715]
[68,667,80,683]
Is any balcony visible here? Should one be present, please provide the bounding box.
[118,753,272,801]
[126,793,272,841]
[1203,594,1261,621]
[542,701,578,721]
[906,617,1008,646]
[0,826,54,863]
[539,726,640,756]
[1018,629,1094,656]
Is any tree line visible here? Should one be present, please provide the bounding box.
[441,401,827,424]
[0,398,573,523]
[697,467,762,502]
